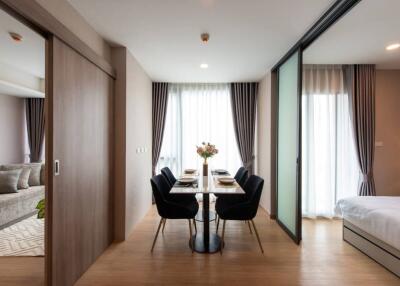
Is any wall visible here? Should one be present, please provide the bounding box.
[374,70,400,196]
[34,0,111,62]
[0,94,25,164]
[112,47,152,240]
[125,48,152,236]
[257,72,272,213]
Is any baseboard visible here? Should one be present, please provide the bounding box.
[258,204,275,219]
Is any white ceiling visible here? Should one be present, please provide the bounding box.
[68,0,334,82]
[304,0,400,69]
[0,79,44,98]
[0,9,45,79]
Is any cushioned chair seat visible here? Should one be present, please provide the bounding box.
[163,199,199,219]
[215,194,246,211]
[169,193,197,204]
[216,198,253,221]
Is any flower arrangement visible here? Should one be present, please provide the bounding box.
[196,142,218,164]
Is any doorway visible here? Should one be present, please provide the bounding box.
[0,7,46,285]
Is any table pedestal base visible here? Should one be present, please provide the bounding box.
[195,210,216,222]
[190,233,222,253]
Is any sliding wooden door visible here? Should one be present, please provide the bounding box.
[46,36,114,286]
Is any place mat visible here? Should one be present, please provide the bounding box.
[174,180,198,188]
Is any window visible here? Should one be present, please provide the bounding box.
[157,83,242,176]
[302,66,359,218]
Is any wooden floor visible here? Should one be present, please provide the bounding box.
[75,206,399,286]
[0,257,44,286]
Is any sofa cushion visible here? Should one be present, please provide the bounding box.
[40,164,45,185]
[1,165,31,189]
[24,163,42,186]
[0,169,22,194]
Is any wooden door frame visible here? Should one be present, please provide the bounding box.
[0,1,116,285]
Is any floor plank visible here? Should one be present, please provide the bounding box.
[76,206,399,286]
[0,257,44,286]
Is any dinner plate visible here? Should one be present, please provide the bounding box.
[184,168,197,174]
[218,177,235,185]
[178,177,197,183]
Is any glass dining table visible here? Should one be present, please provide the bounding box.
[170,170,245,253]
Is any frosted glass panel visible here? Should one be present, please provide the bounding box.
[277,52,300,238]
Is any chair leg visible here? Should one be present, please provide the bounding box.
[220,220,226,255]
[193,219,197,234]
[216,217,220,234]
[188,219,194,253]
[151,218,164,252]
[247,220,253,234]
[251,219,264,254]
[162,219,167,233]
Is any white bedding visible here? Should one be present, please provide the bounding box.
[335,196,400,250]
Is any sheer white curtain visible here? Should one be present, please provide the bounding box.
[302,65,359,218]
[157,83,242,176]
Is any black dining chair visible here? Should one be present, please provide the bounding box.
[160,167,198,233]
[234,166,248,188]
[215,175,264,254]
[150,175,199,252]
[160,166,198,209]
[160,167,177,186]
[214,166,249,225]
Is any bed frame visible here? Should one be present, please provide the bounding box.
[343,219,400,277]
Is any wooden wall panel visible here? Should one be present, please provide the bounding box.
[50,37,113,286]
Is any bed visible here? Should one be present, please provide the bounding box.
[335,196,400,277]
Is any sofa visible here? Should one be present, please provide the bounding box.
[0,163,45,229]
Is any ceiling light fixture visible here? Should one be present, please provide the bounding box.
[386,43,400,51]
[200,63,208,69]
[9,32,23,42]
[201,33,210,43]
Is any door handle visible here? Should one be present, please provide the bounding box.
[54,160,60,176]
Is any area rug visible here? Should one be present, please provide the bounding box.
[0,215,44,256]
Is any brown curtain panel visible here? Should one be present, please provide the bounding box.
[152,83,169,176]
[230,82,258,175]
[25,98,45,162]
[344,65,376,196]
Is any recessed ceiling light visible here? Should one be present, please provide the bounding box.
[386,43,400,51]
[201,33,210,43]
[200,63,208,69]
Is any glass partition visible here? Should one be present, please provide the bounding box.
[277,51,301,243]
